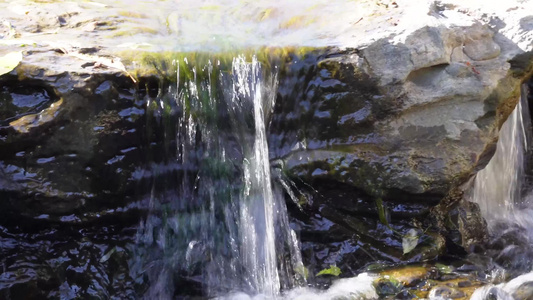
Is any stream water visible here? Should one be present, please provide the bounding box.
[470,84,532,226]
[119,44,533,299]
[131,56,307,298]
[469,83,533,299]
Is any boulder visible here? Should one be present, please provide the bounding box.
[270,1,533,269]
[0,0,531,297]
[272,21,531,200]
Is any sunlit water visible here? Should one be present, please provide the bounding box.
[128,54,533,300]
[127,53,385,299]
[470,84,532,225]
[219,273,378,300]
[131,56,308,298]
[1,0,465,53]
[470,83,533,298]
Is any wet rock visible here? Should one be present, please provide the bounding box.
[366,263,488,300]
[429,187,488,252]
[0,219,138,300]
[272,21,530,202]
[273,13,531,262]
[373,276,404,297]
[0,49,147,221]
[0,83,55,123]
[428,285,466,299]
[513,281,533,300]
[380,266,429,286]
[481,221,533,279]
[291,180,447,275]
[0,0,530,298]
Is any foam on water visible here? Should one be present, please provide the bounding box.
[219,273,378,300]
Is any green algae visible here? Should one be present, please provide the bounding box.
[116,46,322,84]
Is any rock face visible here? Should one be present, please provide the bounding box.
[0,50,146,221]
[0,0,532,298]
[272,23,530,200]
[269,2,533,275]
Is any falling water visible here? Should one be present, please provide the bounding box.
[234,56,280,296]
[470,83,532,228]
[131,55,304,298]
[469,83,533,298]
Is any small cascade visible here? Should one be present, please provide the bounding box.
[131,55,304,298]
[470,83,532,227]
[233,56,280,296]
[469,83,533,298]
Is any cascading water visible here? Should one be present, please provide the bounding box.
[470,83,533,298]
[470,83,532,225]
[131,55,305,298]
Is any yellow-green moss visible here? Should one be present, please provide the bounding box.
[109,26,159,38]
[280,16,316,30]
[116,46,321,83]
[118,11,149,19]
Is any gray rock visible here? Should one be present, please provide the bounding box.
[0,0,531,297]
[273,22,531,202]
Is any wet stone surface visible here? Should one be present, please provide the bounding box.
[0,214,139,299]
[286,179,447,281]
[0,83,55,124]
[0,0,530,297]
[371,264,491,300]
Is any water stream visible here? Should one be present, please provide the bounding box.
[470,84,532,226]
[1,1,533,299]
[470,83,533,298]
[130,54,533,299]
[131,55,305,298]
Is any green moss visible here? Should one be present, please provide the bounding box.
[118,11,149,19]
[199,5,221,11]
[316,265,341,277]
[257,8,277,21]
[280,16,316,30]
[109,26,159,38]
[116,47,321,83]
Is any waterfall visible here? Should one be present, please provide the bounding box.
[131,55,304,298]
[470,83,531,228]
[469,83,533,299]
[233,56,280,296]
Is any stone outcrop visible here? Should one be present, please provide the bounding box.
[269,1,533,275]
[0,0,532,297]
[0,49,144,221]
[272,23,531,200]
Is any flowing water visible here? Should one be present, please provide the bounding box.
[131,56,305,298]
[469,83,533,298]
[129,53,385,300]
[470,84,532,226]
[2,1,533,299]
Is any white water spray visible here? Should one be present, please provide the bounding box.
[470,84,531,227]
[134,55,305,299]
[469,84,533,298]
[233,56,281,295]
